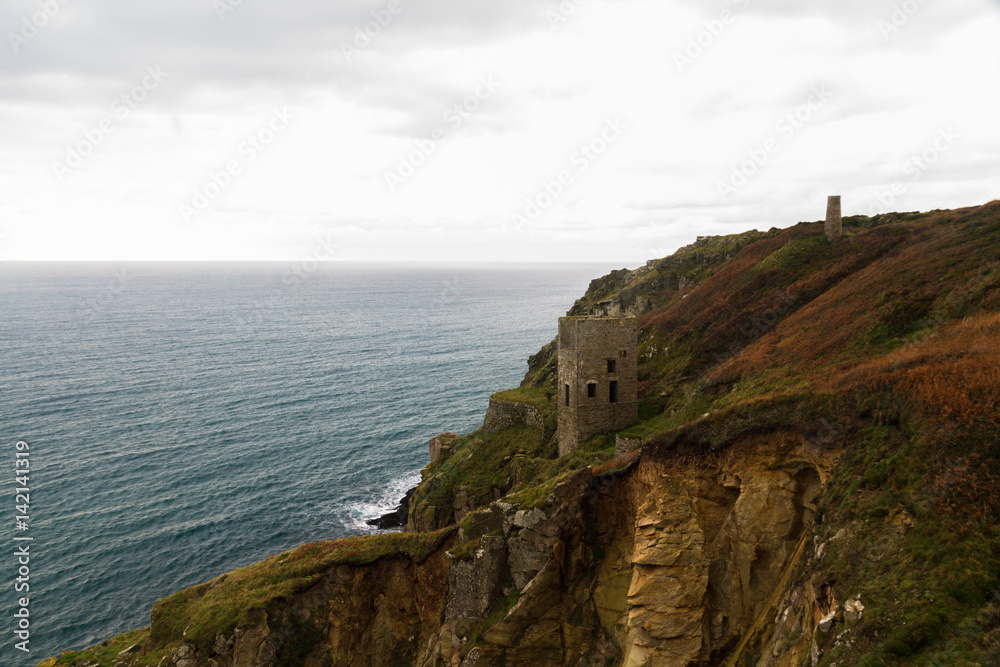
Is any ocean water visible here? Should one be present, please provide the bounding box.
[0,262,613,664]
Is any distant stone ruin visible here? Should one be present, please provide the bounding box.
[826,195,843,242]
[557,315,638,456]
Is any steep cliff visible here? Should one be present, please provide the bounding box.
[45,201,1000,666]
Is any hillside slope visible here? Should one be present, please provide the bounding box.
[44,201,1000,667]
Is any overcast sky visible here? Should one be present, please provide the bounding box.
[1,0,997,263]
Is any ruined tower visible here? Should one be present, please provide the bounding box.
[557,315,638,457]
[825,195,842,242]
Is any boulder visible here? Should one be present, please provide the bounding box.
[458,505,505,543]
[429,432,461,463]
[845,598,864,623]
[445,536,507,620]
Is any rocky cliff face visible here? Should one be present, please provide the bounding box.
[412,431,838,666]
[148,542,455,667]
[83,430,841,667]
[620,434,829,665]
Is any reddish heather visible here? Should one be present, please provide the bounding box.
[638,202,1000,423]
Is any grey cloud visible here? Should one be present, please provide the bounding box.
[2,0,545,77]
[625,197,732,212]
[357,72,520,138]
[675,0,947,24]
[670,0,981,54]
[373,111,522,140]
[0,0,572,162]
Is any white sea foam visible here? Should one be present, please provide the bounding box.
[342,469,423,533]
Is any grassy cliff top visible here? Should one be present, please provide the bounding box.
[45,529,454,666]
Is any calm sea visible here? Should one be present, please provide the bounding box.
[0,262,614,664]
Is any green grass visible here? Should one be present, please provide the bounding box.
[752,234,829,274]
[504,435,617,509]
[409,426,553,525]
[670,229,773,267]
[491,386,555,409]
[634,391,844,458]
[448,535,484,561]
[48,628,168,667]
[46,530,454,665]
[411,423,620,524]
[809,414,1000,664]
[145,528,453,654]
[505,469,580,510]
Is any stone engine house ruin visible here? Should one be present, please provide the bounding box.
[557,315,638,456]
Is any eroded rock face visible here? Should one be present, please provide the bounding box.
[446,536,507,621]
[620,440,825,666]
[174,546,454,667]
[131,432,838,667]
[452,432,833,666]
[320,555,452,666]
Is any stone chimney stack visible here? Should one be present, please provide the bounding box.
[825,195,842,242]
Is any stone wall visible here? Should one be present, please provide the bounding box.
[482,397,546,434]
[557,316,638,456]
[614,434,642,458]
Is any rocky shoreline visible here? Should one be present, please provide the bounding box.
[366,486,417,530]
